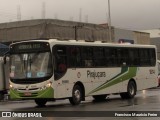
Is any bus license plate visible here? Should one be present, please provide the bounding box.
[24,92,32,96]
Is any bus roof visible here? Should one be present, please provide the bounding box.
[10,39,156,49]
[48,39,156,49]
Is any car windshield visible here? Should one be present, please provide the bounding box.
[10,52,53,79]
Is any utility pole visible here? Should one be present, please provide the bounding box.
[54,14,58,19]
[17,5,21,21]
[42,2,46,19]
[85,15,88,23]
[79,8,82,22]
[74,25,83,40]
[108,0,112,42]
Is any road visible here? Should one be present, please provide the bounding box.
[0,87,160,120]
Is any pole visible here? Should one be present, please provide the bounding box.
[108,0,112,42]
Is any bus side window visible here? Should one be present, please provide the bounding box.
[81,47,93,67]
[110,48,117,66]
[54,46,67,80]
[68,46,81,67]
[104,48,110,66]
[149,49,156,66]
[133,49,140,66]
[120,48,129,66]
[128,49,135,66]
[104,47,116,67]
[93,47,105,67]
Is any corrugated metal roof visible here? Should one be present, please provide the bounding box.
[0,43,9,56]
[0,19,111,42]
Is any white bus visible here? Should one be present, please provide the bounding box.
[8,39,158,106]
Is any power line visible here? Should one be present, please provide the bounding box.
[0,13,17,18]
[0,8,17,16]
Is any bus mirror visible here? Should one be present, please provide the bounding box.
[3,56,6,64]
[3,51,10,64]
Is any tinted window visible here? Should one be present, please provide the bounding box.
[93,47,105,67]
[81,47,93,67]
[68,46,81,67]
[54,46,67,80]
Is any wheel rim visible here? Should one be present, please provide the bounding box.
[74,89,81,102]
[129,84,135,95]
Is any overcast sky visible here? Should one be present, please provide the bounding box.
[0,0,160,30]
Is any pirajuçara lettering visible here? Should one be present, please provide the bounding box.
[87,70,106,79]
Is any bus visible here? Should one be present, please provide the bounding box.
[0,43,9,100]
[8,39,158,106]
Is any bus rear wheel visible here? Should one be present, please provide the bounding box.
[35,99,47,107]
[69,85,82,105]
[92,95,107,101]
[120,81,136,99]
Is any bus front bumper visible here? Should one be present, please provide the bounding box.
[9,87,54,99]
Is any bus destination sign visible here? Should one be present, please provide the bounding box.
[10,42,50,53]
[18,43,41,50]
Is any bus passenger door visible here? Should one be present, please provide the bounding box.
[53,45,67,98]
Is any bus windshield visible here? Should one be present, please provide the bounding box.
[10,52,53,79]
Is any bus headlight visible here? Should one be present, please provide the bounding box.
[40,82,52,90]
[9,84,17,90]
[46,82,52,88]
[9,84,13,88]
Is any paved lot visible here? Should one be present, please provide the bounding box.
[0,87,160,120]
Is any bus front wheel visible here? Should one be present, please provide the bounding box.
[35,99,47,107]
[69,85,82,105]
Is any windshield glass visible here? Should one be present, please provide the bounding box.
[10,52,53,79]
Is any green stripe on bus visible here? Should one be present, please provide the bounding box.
[88,67,137,95]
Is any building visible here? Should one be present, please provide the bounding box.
[138,29,160,59]
[114,28,150,44]
[140,29,160,38]
[0,19,150,46]
[0,19,111,43]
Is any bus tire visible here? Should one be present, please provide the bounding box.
[120,80,136,99]
[69,85,82,105]
[92,95,107,101]
[35,99,47,107]
[127,80,136,98]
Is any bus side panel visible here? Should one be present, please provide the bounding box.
[135,66,158,90]
[54,69,93,99]
[87,67,138,96]
[90,68,122,95]
[54,65,158,99]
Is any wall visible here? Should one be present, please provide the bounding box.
[133,31,150,44]
[151,38,160,60]
[114,28,134,43]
